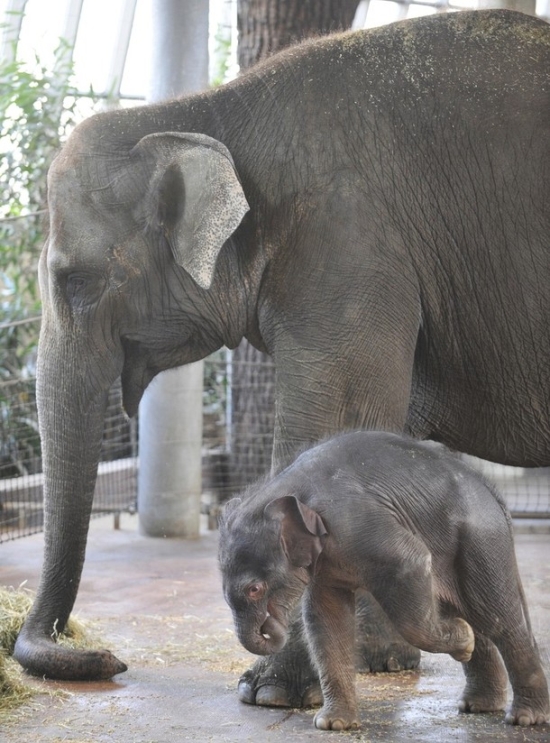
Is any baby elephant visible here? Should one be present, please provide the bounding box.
[218,431,549,731]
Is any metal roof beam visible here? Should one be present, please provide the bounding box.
[103,0,138,99]
[0,0,28,63]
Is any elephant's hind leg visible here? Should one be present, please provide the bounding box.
[495,633,549,726]
[458,633,508,714]
[371,532,475,662]
[458,526,549,725]
[355,590,421,673]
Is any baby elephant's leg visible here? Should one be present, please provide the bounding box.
[458,633,508,714]
[302,584,360,731]
[371,532,474,661]
[498,639,549,726]
[458,528,549,726]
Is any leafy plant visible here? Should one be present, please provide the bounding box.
[0,41,80,324]
[0,40,90,477]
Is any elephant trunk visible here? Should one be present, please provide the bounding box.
[237,614,288,656]
[13,323,127,680]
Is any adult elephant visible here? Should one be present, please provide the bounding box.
[13,9,550,707]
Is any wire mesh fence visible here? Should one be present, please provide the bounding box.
[0,375,138,542]
[0,320,549,544]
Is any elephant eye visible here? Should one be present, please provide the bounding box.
[65,273,103,309]
[247,582,266,601]
[67,274,87,295]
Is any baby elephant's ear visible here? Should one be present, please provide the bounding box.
[265,495,328,569]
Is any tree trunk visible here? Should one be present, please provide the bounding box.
[229,0,361,493]
[238,0,361,68]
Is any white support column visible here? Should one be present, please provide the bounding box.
[138,0,210,539]
[138,364,204,537]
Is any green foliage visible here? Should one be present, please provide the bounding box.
[211,24,233,88]
[0,42,79,325]
[0,42,88,476]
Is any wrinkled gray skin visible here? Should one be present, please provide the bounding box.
[219,432,550,730]
[12,9,550,705]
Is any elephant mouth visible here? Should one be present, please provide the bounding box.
[236,603,288,656]
[258,613,287,653]
[260,598,289,647]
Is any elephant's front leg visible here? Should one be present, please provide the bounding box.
[241,273,422,707]
[304,585,360,731]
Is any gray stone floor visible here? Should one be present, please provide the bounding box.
[1,515,549,743]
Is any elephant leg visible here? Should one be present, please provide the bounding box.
[370,537,475,663]
[355,590,421,673]
[457,527,549,725]
[458,633,508,714]
[240,271,422,707]
[13,325,126,680]
[471,609,549,725]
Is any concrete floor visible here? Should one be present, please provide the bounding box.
[1,515,549,743]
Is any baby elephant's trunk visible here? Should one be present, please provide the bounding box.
[237,614,288,655]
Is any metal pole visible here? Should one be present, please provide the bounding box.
[138,0,209,538]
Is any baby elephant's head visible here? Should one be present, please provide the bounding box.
[218,494,327,656]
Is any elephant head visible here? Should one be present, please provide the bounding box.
[13,122,251,680]
[219,494,327,656]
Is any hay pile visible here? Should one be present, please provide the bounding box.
[0,585,96,716]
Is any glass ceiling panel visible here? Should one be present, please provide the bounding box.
[13,0,71,68]
[120,0,150,99]
[73,0,135,95]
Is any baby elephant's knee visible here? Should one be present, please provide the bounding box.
[449,618,475,663]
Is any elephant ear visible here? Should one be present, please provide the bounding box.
[265,495,328,569]
[133,131,250,289]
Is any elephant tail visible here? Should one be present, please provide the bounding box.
[14,626,128,681]
[515,563,535,642]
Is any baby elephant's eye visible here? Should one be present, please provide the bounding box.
[247,582,266,601]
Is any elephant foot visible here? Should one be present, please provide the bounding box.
[356,638,421,674]
[238,650,322,708]
[355,591,421,673]
[314,703,360,731]
[506,675,550,727]
[458,689,507,715]
[458,632,508,716]
[505,702,549,727]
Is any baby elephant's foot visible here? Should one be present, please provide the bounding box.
[314,704,360,731]
[459,690,507,715]
[505,705,549,726]
[356,591,421,673]
[448,618,475,663]
[505,694,549,726]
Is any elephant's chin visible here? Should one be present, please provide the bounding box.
[241,615,288,655]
